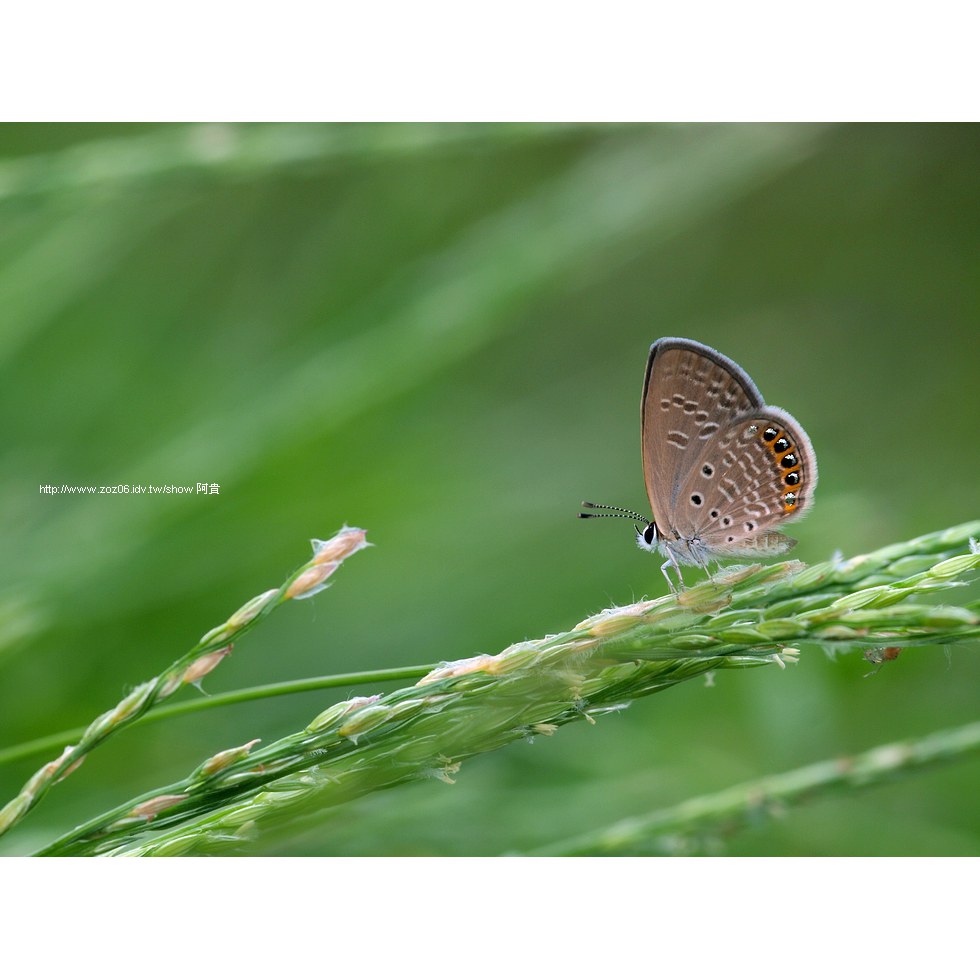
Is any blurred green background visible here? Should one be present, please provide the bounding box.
[0,122,977,856]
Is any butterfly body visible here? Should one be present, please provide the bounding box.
[581,337,817,591]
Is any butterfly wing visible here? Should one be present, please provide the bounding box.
[641,338,764,526]
[672,405,818,556]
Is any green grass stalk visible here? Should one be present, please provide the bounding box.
[39,520,980,857]
[0,665,435,769]
[0,526,371,839]
[527,718,980,855]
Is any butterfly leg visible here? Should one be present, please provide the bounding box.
[689,540,711,573]
[660,544,685,593]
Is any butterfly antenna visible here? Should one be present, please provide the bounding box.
[578,501,650,522]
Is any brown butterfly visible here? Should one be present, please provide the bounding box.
[581,338,817,590]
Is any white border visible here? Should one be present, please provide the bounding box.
[2,857,973,974]
[2,3,976,121]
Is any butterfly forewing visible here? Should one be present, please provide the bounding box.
[641,339,764,527]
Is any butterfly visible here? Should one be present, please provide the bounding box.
[580,337,817,590]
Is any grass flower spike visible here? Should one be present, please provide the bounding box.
[0,526,371,840]
[34,519,979,857]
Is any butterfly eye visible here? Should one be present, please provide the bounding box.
[643,524,657,545]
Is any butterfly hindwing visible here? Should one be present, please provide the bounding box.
[671,406,817,551]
